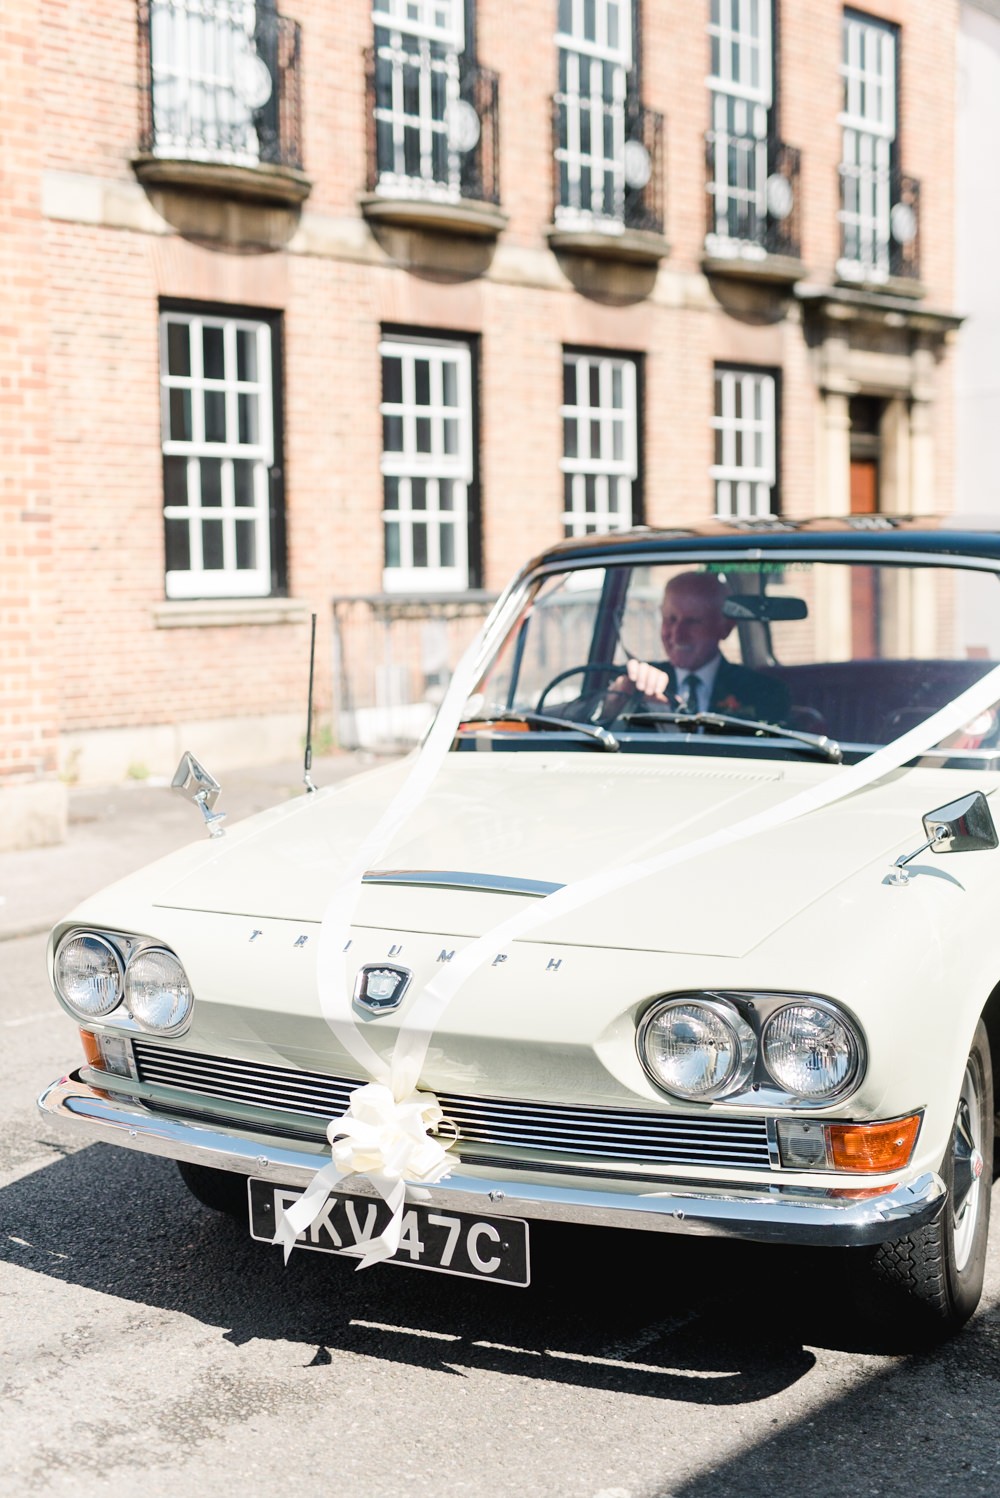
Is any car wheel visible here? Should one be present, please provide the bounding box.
[871,1019,993,1335]
[177,1160,249,1219]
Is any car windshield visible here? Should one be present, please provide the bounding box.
[463,554,1000,765]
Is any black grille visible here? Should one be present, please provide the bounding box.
[132,1041,772,1170]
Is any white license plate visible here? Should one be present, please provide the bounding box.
[248,1179,530,1286]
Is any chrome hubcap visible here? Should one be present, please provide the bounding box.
[952,1064,984,1273]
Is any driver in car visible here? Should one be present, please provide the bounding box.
[608,571,791,724]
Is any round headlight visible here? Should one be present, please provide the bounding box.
[762,1003,861,1100]
[124,947,193,1034]
[54,933,124,1019]
[638,998,756,1100]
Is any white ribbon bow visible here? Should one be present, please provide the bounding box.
[273,1081,458,1268]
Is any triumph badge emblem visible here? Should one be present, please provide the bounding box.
[353,963,413,1015]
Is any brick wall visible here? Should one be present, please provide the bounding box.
[0,0,963,804]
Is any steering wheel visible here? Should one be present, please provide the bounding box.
[536,662,640,725]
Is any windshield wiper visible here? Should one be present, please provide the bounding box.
[460,712,619,752]
[621,709,842,763]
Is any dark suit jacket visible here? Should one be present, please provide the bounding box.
[669,657,791,725]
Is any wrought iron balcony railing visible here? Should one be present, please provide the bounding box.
[364,46,501,207]
[838,162,921,282]
[704,132,801,261]
[552,97,665,237]
[137,0,303,174]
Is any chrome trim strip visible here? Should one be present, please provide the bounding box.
[39,1073,946,1248]
[130,1041,772,1169]
[361,869,565,897]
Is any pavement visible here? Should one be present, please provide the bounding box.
[0,751,393,944]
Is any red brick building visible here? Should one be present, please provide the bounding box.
[1,0,961,845]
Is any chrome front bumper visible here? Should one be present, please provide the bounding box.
[38,1072,946,1249]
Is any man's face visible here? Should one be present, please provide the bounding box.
[659,578,732,673]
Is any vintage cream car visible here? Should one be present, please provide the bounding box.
[39,520,1000,1333]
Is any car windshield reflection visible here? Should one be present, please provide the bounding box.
[464,556,1000,765]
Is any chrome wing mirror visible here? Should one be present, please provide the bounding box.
[171,751,226,839]
[889,791,997,885]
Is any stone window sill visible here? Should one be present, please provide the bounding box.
[153,598,310,629]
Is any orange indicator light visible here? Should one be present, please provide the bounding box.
[827,1114,921,1173]
[79,1029,101,1068]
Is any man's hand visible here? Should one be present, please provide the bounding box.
[607,659,672,703]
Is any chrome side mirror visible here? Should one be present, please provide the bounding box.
[890,791,997,884]
[171,751,226,839]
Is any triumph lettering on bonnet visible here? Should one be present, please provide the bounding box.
[293,935,309,948]
[437,949,455,963]
[249,929,262,943]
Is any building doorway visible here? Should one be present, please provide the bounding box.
[849,396,884,656]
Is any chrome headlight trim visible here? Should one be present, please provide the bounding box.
[760,998,865,1103]
[635,990,867,1108]
[53,931,126,1020]
[123,945,195,1036]
[637,996,758,1102]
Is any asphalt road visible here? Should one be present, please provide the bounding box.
[4,928,1000,1497]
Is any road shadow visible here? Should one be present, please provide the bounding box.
[0,1142,825,1404]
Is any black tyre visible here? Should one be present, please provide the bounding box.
[177,1160,249,1219]
[871,1019,993,1335]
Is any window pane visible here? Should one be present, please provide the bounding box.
[204,390,226,443]
[235,519,256,570]
[442,361,458,407]
[165,517,191,572]
[200,458,223,506]
[202,518,224,570]
[439,478,454,510]
[443,418,458,455]
[383,356,403,404]
[412,522,428,567]
[384,475,400,510]
[563,359,576,405]
[164,455,188,507]
[238,392,259,445]
[411,477,427,510]
[236,328,258,382]
[414,360,431,407]
[203,325,225,381]
[385,520,401,567]
[233,459,255,506]
[564,417,578,459]
[440,523,455,567]
[415,416,432,452]
[383,413,403,451]
[166,321,191,377]
[169,389,192,442]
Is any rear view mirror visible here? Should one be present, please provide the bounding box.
[723,595,808,622]
[923,791,998,855]
[171,751,227,838]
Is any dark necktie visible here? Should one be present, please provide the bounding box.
[683,673,700,713]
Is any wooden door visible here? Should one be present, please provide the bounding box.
[850,459,879,657]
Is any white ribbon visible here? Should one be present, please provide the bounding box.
[275,594,1000,1265]
[273,1081,458,1267]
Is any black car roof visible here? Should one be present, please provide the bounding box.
[523,516,1000,573]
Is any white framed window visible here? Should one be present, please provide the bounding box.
[838,11,897,278]
[380,335,474,592]
[711,366,777,519]
[706,0,772,247]
[160,310,275,599]
[149,0,270,167]
[561,351,638,537]
[555,0,632,226]
[372,0,465,198]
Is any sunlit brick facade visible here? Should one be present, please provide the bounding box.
[0,0,962,843]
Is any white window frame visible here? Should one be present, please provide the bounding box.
[560,351,638,537]
[160,311,274,599]
[838,11,897,279]
[372,1,465,200]
[711,366,776,519]
[706,0,772,250]
[380,335,474,593]
[149,0,265,167]
[554,0,632,228]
